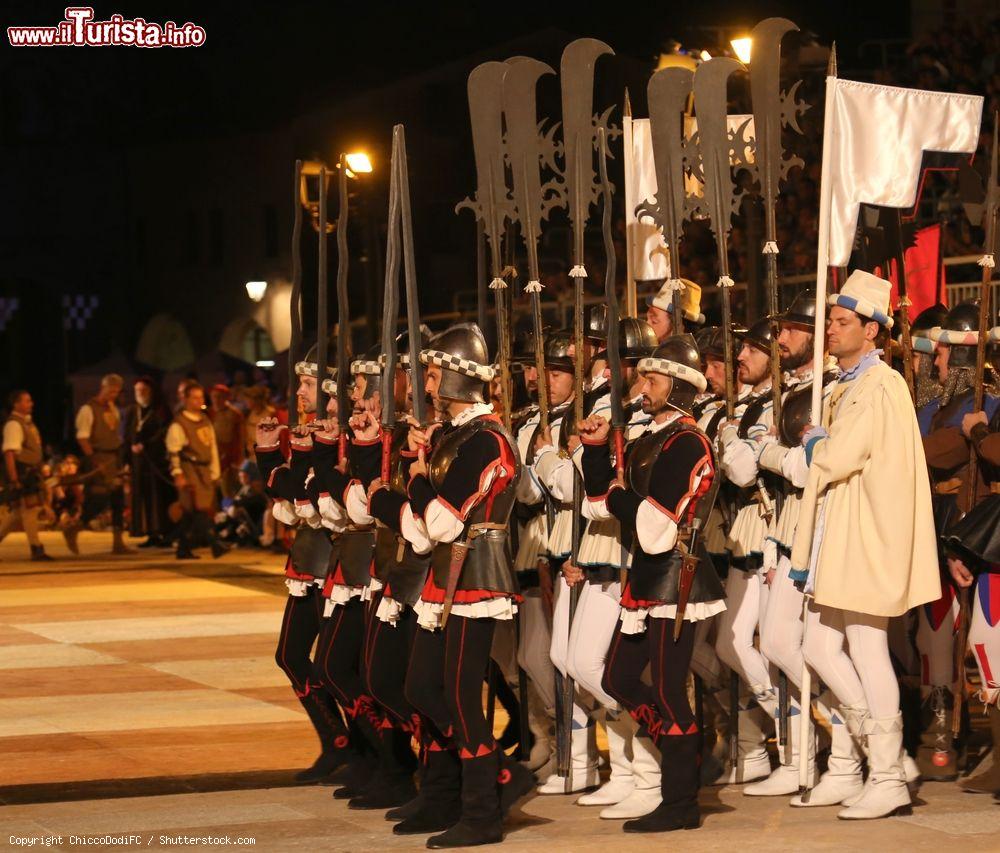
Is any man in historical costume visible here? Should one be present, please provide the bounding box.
[531,330,602,794]
[257,345,358,786]
[943,370,1000,794]
[209,384,246,500]
[559,317,665,820]
[712,317,798,791]
[76,373,131,554]
[907,304,948,410]
[0,390,53,561]
[366,323,534,848]
[125,377,174,548]
[167,382,227,561]
[506,329,558,778]
[751,289,866,807]
[308,344,420,811]
[793,270,940,820]
[913,302,1000,779]
[578,334,726,833]
[342,330,452,831]
[645,279,705,344]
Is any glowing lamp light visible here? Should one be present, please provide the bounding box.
[700,49,712,62]
[245,280,267,302]
[255,359,276,368]
[345,152,373,177]
[731,37,752,64]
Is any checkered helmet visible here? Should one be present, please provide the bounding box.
[352,344,382,400]
[637,334,706,415]
[420,323,494,403]
[294,343,336,379]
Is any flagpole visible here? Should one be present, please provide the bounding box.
[799,43,838,799]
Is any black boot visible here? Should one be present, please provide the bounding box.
[624,733,701,833]
[294,690,355,783]
[30,545,54,562]
[426,750,503,849]
[332,713,379,799]
[497,752,535,816]
[349,723,418,809]
[394,747,462,835]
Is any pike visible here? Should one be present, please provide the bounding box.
[289,160,304,427]
[457,62,516,429]
[394,125,427,428]
[953,115,999,736]
[598,127,624,475]
[379,133,403,481]
[557,36,615,793]
[502,56,557,435]
[638,65,694,335]
[622,89,637,318]
[882,208,917,401]
[335,154,351,456]
[691,55,748,769]
[317,163,330,417]
[748,15,807,764]
[692,56,748,420]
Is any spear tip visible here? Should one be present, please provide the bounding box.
[827,43,838,77]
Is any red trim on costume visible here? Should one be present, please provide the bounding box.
[976,643,996,688]
[315,434,337,445]
[418,574,517,605]
[284,556,316,582]
[619,580,667,610]
[352,433,382,446]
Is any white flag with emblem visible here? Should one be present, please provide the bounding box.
[823,79,983,266]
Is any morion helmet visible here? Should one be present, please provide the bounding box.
[295,343,337,380]
[420,323,494,404]
[928,301,981,369]
[637,333,707,415]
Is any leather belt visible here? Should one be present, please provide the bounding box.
[934,478,962,495]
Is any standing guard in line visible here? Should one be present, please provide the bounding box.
[944,360,1000,793]
[258,346,356,786]
[914,302,1000,780]
[1,390,52,561]
[367,323,535,849]
[578,334,726,833]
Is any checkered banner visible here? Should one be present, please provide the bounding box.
[63,294,99,331]
[0,296,19,332]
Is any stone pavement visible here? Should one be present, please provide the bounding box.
[1,531,999,852]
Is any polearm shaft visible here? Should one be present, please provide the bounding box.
[379,135,402,482]
[317,164,329,417]
[289,160,303,427]
[622,88,637,318]
[476,219,488,335]
[522,165,550,433]
[888,209,916,402]
[335,155,351,454]
[750,16,802,760]
[394,125,427,427]
[598,128,624,466]
[486,162,514,430]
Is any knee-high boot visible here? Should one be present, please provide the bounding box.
[426,750,504,849]
[623,733,701,833]
[838,714,912,820]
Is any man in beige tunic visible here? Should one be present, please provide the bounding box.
[167,382,224,560]
[1,390,52,560]
[791,270,939,820]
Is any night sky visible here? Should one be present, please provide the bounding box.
[0,0,913,440]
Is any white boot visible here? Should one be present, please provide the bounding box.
[745,698,818,796]
[537,722,600,794]
[791,697,865,807]
[600,730,662,818]
[838,714,912,820]
[577,712,635,806]
[712,706,773,784]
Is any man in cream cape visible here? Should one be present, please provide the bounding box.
[791,270,939,820]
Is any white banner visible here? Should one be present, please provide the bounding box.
[825,79,982,266]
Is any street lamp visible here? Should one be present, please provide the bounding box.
[246,280,268,302]
[345,151,373,178]
[731,36,752,64]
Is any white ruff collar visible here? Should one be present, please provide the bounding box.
[451,402,494,427]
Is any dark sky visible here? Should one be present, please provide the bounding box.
[2,0,912,147]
